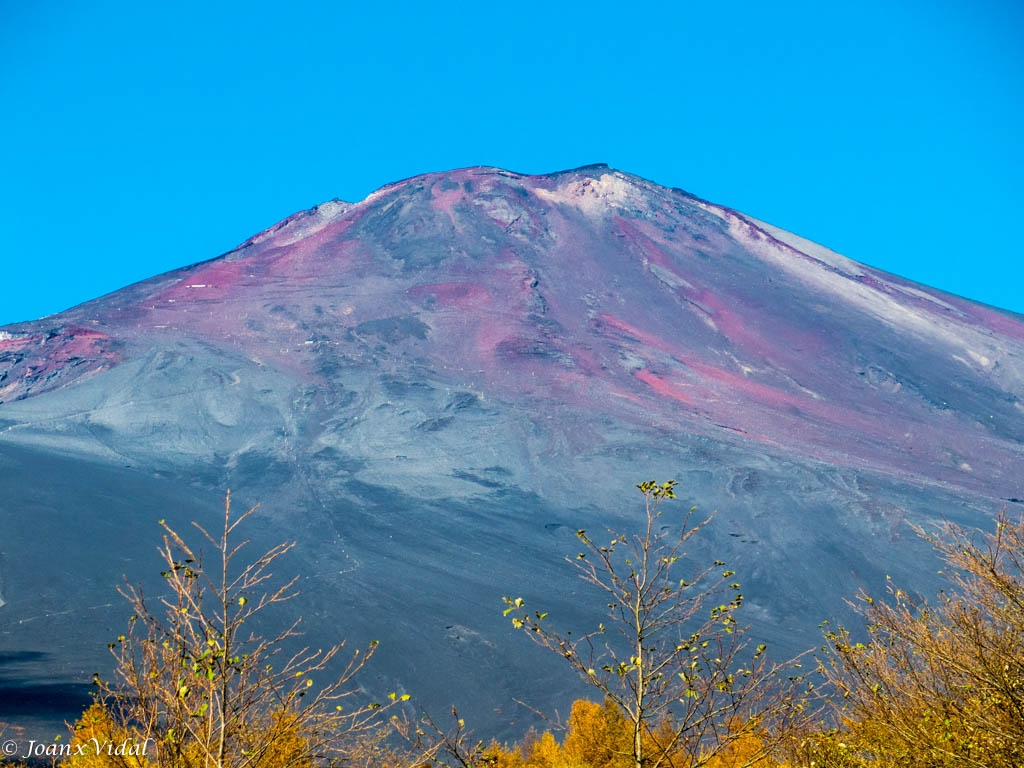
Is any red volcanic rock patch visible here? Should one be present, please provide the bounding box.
[408,281,492,310]
[634,367,695,406]
[0,325,121,402]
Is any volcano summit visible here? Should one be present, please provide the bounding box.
[1,165,1022,737]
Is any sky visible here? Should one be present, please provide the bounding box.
[1,0,1022,326]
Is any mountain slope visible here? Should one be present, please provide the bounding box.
[2,164,1022,738]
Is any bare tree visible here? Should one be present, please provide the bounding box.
[503,480,806,768]
[94,490,426,768]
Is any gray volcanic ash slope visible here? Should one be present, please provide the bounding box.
[1,164,1022,737]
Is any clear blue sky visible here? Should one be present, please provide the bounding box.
[1,0,1021,326]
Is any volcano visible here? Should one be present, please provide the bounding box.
[2,164,1023,738]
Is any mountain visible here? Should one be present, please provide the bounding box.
[2,164,1023,739]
